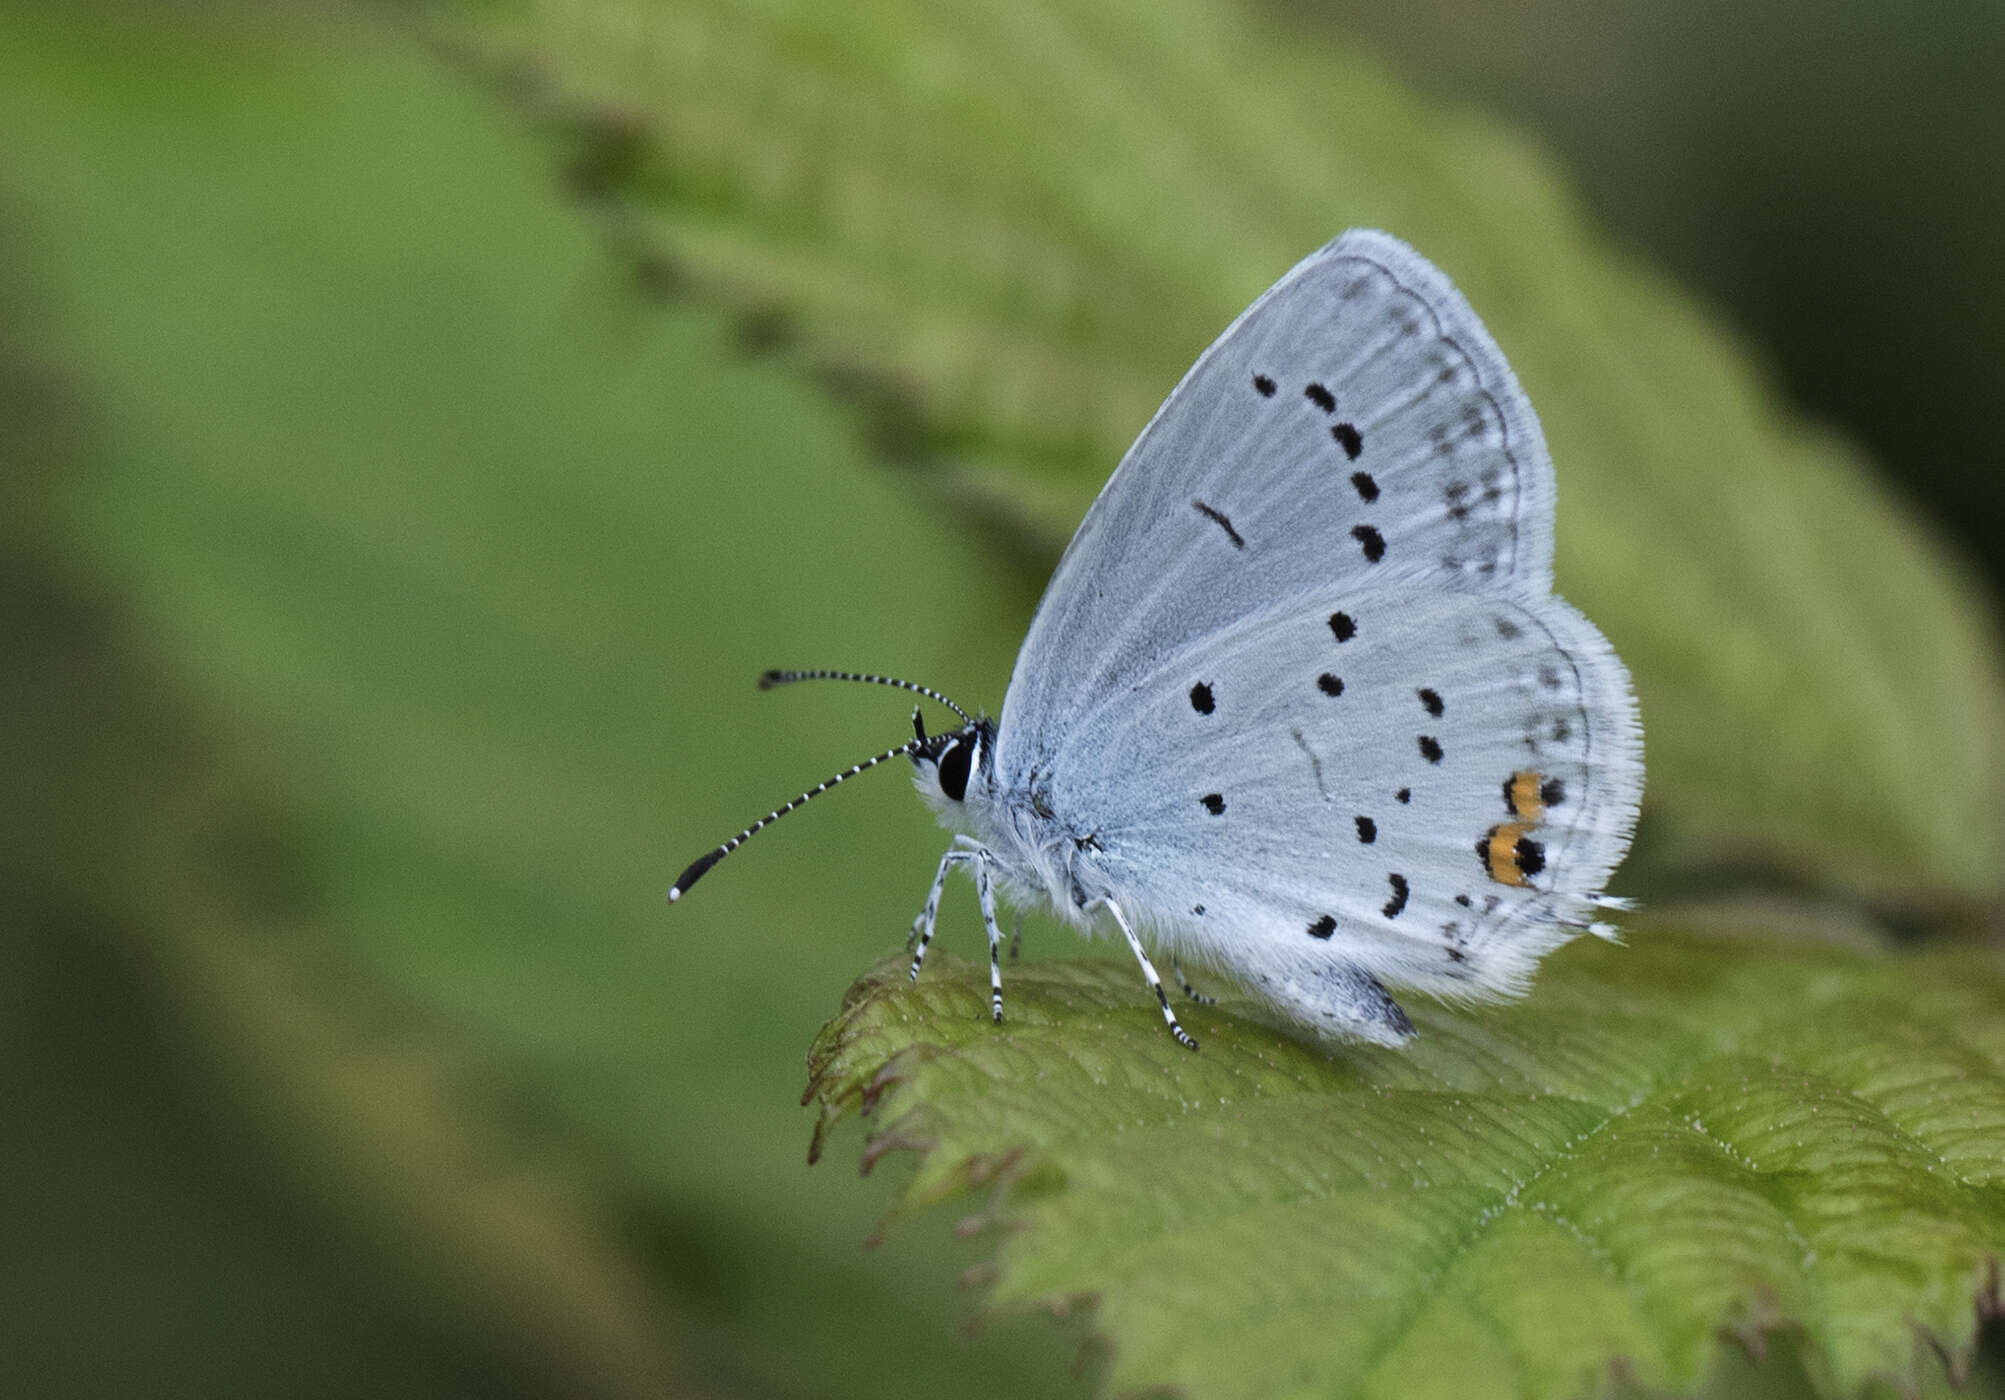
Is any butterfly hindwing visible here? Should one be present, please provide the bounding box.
[1037,584,1639,1034]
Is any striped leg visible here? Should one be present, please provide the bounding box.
[909,845,977,980]
[1170,959,1216,1005]
[974,857,1005,1022]
[1095,898,1198,1051]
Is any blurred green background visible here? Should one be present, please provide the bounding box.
[2,1,1999,1396]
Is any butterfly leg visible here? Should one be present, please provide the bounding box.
[909,843,979,980]
[974,856,1005,1022]
[1170,959,1216,1006]
[1007,911,1024,964]
[1094,898,1199,1051]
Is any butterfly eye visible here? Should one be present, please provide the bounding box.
[937,738,974,802]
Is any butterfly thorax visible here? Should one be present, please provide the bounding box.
[911,716,1105,923]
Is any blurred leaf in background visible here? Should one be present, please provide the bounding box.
[1,3,1086,1395]
[435,0,2005,904]
[1275,0,2005,601]
[5,0,2003,1397]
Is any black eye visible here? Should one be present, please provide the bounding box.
[937,739,973,802]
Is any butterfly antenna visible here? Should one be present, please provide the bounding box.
[666,737,923,903]
[758,669,971,724]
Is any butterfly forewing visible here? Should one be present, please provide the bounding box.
[998,230,1558,789]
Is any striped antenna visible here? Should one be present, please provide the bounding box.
[666,738,923,903]
[758,669,971,724]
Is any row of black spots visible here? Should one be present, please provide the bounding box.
[1382,874,1409,919]
[1189,681,1215,714]
[1349,470,1378,503]
[1351,524,1385,564]
[1317,672,1344,697]
[1453,892,1502,915]
[1200,793,1225,815]
[1246,370,1367,468]
[1328,611,1356,642]
[1418,735,1444,764]
[1355,815,1376,844]
[1247,370,1337,414]
[1298,380,1369,463]
[1417,687,1444,718]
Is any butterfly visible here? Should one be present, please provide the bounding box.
[670,230,1642,1051]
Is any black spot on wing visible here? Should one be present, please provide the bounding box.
[1355,816,1376,844]
[1189,682,1215,715]
[1328,611,1356,642]
[1540,777,1566,807]
[1382,874,1409,919]
[1418,735,1444,764]
[1417,688,1444,718]
[1332,422,1363,459]
[1349,470,1378,503]
[1395,788,1411,804]
[1308,914,1337,939]
[1192,500,1244,548]
[1304,382,1336,413]
[1351,524,1385,563]
[1317,672,1344,697]
[1200,793,1225,815]
[1252,373,1276,397]
[1515,836,1547,878]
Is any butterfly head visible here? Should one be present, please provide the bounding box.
[909,708,995,812]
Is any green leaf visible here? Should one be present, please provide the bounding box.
[808,926,2005,1400]
[433,0,2005,901]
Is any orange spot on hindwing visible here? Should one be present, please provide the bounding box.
[1479,822,1548,887]
[1479,822,1529,886]
[1480,771,1563,887]
[1505,770,1546,820]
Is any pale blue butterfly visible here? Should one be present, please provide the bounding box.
[671,230,1643,1050]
